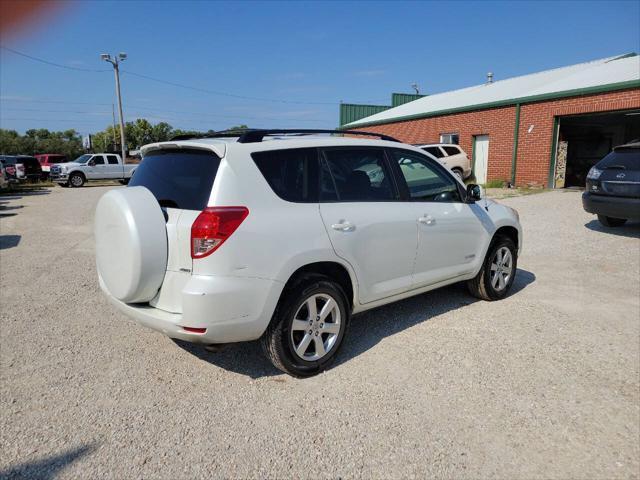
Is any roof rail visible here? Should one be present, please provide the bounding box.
[170,129,400,143]
[237,129,400,143]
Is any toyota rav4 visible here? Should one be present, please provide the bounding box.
[95,129,522,377]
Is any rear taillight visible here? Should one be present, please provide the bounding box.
[16,164,25,172]
[6,166,16,176]
[191,206,249,259]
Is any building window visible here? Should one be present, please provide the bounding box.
[440,133,459,145]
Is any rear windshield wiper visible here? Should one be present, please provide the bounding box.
[603,165,626,170]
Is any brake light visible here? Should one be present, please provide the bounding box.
[16,164,25,172]
[6,166,16,175]
[191,206,249,259]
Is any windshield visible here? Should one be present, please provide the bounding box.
[72,154,93,164]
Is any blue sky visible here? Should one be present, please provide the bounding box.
[1,0,639,135]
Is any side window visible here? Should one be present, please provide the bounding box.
[423,146,445,158]
[107,155,119,165]
[443,146,461,156]
[322,148,395,202]
[92,155,105,165]
[391,149,461,202]
[252,148,318,202]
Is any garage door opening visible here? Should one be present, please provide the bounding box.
[553,109,640,188]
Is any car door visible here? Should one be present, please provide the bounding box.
[87,155,106,179]
[389,148,490,287]
[106,155,122,179]
[318,147,418,304]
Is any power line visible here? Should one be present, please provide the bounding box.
[0,45,110,73]
[1,102,329,124]
[1,45,389,106]
[121,70,338,105]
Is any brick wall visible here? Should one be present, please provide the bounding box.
[515,89,640,186]
[351,88,640,187]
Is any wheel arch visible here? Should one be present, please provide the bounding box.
[494,225,519,250]
[280,261,356,311]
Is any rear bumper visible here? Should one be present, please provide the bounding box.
[100,273,284,344]
[582,192,640,220]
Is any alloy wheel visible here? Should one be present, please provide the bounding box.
[490,246,513,291]
[290,293,341,361]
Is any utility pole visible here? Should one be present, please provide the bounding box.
[101,52,127,163]
[111,103,118,151]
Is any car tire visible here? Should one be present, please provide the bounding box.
[119,179,130,185]
[69,173,85,188]
[597,215,627,227]
[467,235,518,301]
[261,275,349,377]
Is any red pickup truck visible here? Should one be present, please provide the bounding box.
[35,153,69,178]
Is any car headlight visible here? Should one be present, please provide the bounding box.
[587,166,603,180]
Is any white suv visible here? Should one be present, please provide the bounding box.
[95,129,522,377]
[416,143,472,180]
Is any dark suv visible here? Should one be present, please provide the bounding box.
[582,142,640,227]
[0,155,43,184]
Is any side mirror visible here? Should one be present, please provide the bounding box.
[88,159,95,166]
[466,184,482,202]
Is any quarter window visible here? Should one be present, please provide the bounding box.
[423,146,445,158]
[106,155,119,165]
[322,148,395,202]
[252,148,318,202]
[443,146,461,156]
[391,150,461,202]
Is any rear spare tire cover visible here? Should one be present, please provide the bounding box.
[95,186,167,303]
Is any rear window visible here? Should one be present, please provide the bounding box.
[597,149,640,170]
[251,148,318,202]
[18,157,40,168]
[129,149,220,210]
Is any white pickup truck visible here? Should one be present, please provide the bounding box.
[50,153,138,187]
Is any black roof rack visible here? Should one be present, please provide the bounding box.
[170,129,400,143]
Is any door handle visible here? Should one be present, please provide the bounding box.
[331,221,355,232]
[418,214,436,226]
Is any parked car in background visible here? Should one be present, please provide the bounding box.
[0,163,7,189]
[94,129,522,377]
[0,155,42,183]
[35,154,69,178]
[50,153,137,187]
[415,143,472,180]
[582,141,640,227]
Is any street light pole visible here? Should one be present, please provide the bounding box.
[101,52,127,163]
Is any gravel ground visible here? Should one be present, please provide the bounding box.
[1,185,638,479]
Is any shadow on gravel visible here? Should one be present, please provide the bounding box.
[176,268,536,379]
[585,219,640,238]
[0,235,21,249]
[0,444,96,480]
[0,186,51,197]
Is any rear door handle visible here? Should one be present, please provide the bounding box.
[418,214,436,226]
[331,221,355,232]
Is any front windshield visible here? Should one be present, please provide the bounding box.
[72,154,92,164]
